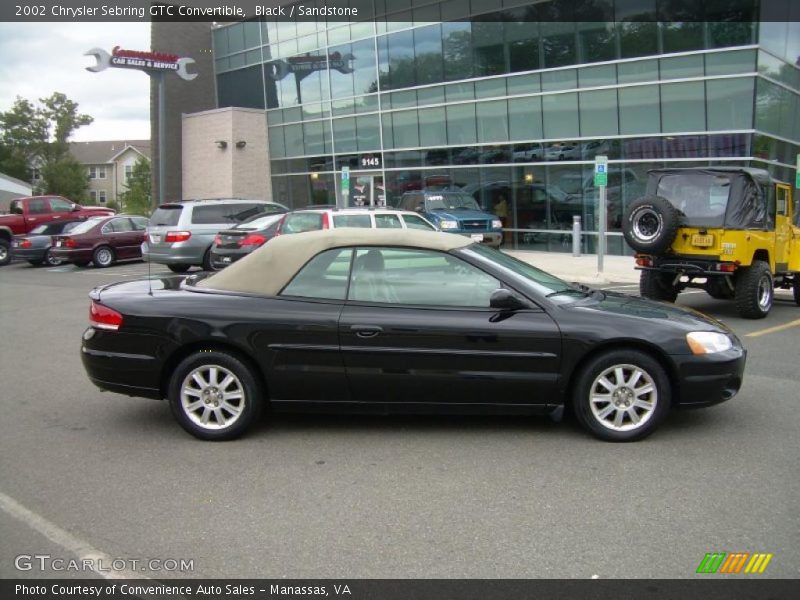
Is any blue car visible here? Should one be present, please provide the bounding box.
[398,191,503,247]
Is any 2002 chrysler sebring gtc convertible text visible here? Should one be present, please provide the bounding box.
[81,229,746,442]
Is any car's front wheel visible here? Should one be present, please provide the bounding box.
[168,264,191,273]
[572,349,670,442]
[168,350,263,440]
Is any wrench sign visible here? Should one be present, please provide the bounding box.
[85,47,197,81]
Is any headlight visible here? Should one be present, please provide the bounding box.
[439,220,458,230]
[686,331,732,355]
[492,219,503,229]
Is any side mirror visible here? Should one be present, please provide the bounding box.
[490,288,526,311]
[71,204,81,212]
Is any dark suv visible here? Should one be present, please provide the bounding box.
[397,191,503,247]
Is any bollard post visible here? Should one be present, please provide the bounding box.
[572,215,582,257]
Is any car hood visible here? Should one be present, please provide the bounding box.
[429,209,495,221]
[570,290,734,334]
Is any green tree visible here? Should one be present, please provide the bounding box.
[119,157,152,216]
[40,155,90,202]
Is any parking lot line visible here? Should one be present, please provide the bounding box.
[746,318,800,338]
[0,491,145,580]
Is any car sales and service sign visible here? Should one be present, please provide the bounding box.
[85,46,197,81]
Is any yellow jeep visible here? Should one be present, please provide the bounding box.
[622,167,799,319]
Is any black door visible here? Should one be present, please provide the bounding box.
[339,247,561,407]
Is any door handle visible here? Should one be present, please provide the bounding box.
[350,324,383,338]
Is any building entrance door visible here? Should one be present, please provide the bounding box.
[350,172,386,207]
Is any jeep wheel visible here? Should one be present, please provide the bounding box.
[622,196,682,254]
[640,271,677,303]
[706,276,735,300]
[735,261,773,319]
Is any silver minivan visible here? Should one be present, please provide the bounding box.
[143,199,287,272]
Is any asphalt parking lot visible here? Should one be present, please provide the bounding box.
[0,259,798,579]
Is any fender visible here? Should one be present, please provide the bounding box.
[0,225,13,240]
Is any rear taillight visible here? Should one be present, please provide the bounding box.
[89,301,123,331]
[213,235,223,246]
[19,239,32,248]
[238,234,266,247]
[635,255,652,267]
[165,231,192,243]
[714,262,738,273]
[321,212,330,230]
[64,238,77,248]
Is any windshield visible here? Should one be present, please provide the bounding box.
[655,173,732,228]
[425,194,481,211]
[462,244,589,303]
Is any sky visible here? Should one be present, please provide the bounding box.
[0,22,151,142]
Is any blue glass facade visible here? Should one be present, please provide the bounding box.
[213,0,800,254]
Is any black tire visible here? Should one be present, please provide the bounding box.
[572,349,671,442]
[734,260,773,319]
[201,247,213,271]
[706,276,734,300]
[92,245,115,268]
[640,270,678,303]
[622,196,682,254]
[73,260,90,267]
[0,238,10,266]
[168,350,263,441]
[43,248,63,267]
[168,264,191,273]
[794,277,800,307]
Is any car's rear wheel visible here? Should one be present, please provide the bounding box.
[0,239,10,266]
[43,248,63,266]
[640,270,678,303]
[572,350,670,442]
[168,264,191,273]
[201,247,213,271]
[734,260,772,319]
[93,245,115,268]
[168,350,263,440]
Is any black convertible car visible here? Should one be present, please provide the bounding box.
[81,229,745,442]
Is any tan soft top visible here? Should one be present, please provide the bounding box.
[197,227,473,296]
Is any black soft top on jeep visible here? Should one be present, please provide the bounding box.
[645,167,772,230]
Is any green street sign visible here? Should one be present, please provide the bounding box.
[796,154,799,188]
[594,155,608,187]
[341,166,350,195]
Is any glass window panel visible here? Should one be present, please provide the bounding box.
[377,35,390,90]
[282,248,352,300]
[296,34,318,54]
[446,82,475,102]
[441,0,471,21]
[352,38,379,96]
[706,78,755,131]
[332,98,355,116]
[579,89,619,137]
[475,78,507,98]
[328,25,351,46]
[706,49,756,76]
[708,22,754,49]
[227,24,245,53]
[350,21,375,42]
[661,82,706,133]
[215,58,229,72]
[228,53,245,69]
[542,69,577,92]
[508,97,543,141]
[543,93,579,139]
[507,73,541,95]
[505,18,540,73]
[759,22,788,61]
[618,85,661,135]
[213,28,229,56]
[329,43,355,99]
[417,85,445,105]
[391,90,417,109]
[355,94,379,113]
[541,22,576,68]
[442,21,473,81]
[217,65,265,109]
[392,110,420,148]
[356,114,381,151]
[579,64,616,87]
[278,39,298,58]
[375,213,403,228]
[617,59,658,84]
[243,21,261,49]
[618,22,658,59]
[577,22,617,64]
[269,127,286,159]
[661,22,704,53]
[447,104,477,145]
[283,107,302,123]
[283,123,304,157]
[388,30,416,89]
[472,19,505,76]
[413,2,440,24]
[333,117,358,153]
[660,55,704,80]
[382,113,393,148]
[476,100,509,142]
[303,121,325,155]
[245,50,261,66]
[418,107,447,147]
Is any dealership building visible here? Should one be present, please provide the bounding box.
[153,0,800,255]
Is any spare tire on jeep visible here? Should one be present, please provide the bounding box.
[622,196,682,254]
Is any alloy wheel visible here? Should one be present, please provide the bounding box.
[589,363,657,432]
[180,364,246,430]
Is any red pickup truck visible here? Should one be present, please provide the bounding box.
[0,196,115,265]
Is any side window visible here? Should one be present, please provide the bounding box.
[50,198,73,213]
[281,248,353,300]
[130,217,149,231]
[375,214,402,229]
[10,200,23,214]
[28,199,49,214]
[401,214,435,231]
[348,248,500,307]
[333,214,372,228]
[776,186,789,217]
[282,213,323,233]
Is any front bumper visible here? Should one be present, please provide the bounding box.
[453,231,503,246]
[673,347,746,407]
